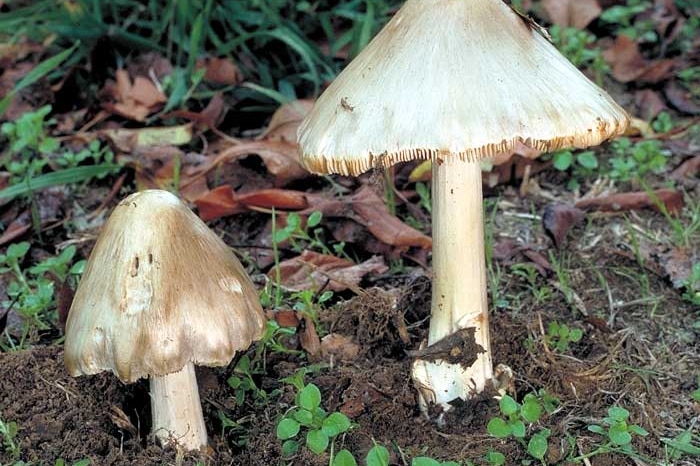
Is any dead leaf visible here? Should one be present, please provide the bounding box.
[670,156,700,180]
[197,57,242,86]
[109,406,137,436]
[634,89,667,121]
[603,35,675,83]
[127,146,209,201]
[194,185,244,220]
[194,186,310,221]
[184,140,307,187]
[664,80,700,115]
[575,188,684,215]
[542,203,586,249]
[166,93,226,129]
[299,315,321,357]
[320,333,361,361]
[101,124,193,152]
[351,186,432,249]
[271,250,388,292]
[542,0,601,29]
[102,70,167,121]
[260,99,314,142]
[269,310,300,328]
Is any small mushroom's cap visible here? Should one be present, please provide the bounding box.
[64,190,265,383]
[298,0,629,176]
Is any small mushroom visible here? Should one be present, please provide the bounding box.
[298,0,628,412]
[64,190,265,450]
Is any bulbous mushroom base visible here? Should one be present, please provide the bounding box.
[150,363,207,450]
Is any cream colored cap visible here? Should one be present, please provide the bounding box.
[64,190,265,383]
[298,0,629,176]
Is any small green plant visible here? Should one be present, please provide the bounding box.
[410,458,460,466]
[661,430,700,462]
[1,105,58,182]
[227,354,271,407]
[0,416,20,461]
[551,149,598,190]
[651,111,674,133]
[484,450,506,466]
[681,263,700,306]
[487,392,559,463]
[692,376,700,402]
[550,26,609,84]
[608,138,669,182]
[545,321,583,353]
[276,383,353,458]
[0,243,84,350]
[273,211,347,258]
[54,459,91,466]
[511,263,553,305]
[576,407,649,461]
[600,0,657,43]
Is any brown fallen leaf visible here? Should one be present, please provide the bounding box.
[102,70,167,121]
[603,35,675,83]
[351,186,432,249]
[128,146,209,201]
[670,156,700,180]
[268,309,300,328]
[542,0,601,29]
[542,203,586,249]
[194,186,310,221]
[196,57,242,86]
[260,99,315,142]
[299,315,321,357]
[271,250,388,292]
[575,188,684,215]
[194,185,244,220]
[166,93,226,129]
[634,89,667,121]
[664,80,700,115]
[183,139,307,188]
[320,333,361,361]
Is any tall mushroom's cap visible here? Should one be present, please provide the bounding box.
[298,0,629,176]
[64,190,265,383]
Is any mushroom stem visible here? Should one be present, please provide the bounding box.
[150,362,207,450]
[412,158,493,410]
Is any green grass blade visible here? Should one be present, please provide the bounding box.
[0,164,122,200]
[0,42,79,117]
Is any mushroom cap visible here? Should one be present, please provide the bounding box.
[298,0,629,176]
[64,190,265,383]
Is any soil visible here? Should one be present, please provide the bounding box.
[2,228,698,465]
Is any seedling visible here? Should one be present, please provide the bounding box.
[276,383,354,457]
[0,416,20,461]
[487,392,559,463]
[608,138,668,182]
[661,430,700,462]
[545,321,583,353]
[511,263,553,305]
[550,149,598,190]
[484,451,505,466]
[227,355,270,407]
[1,242,84,350]
[577,406,649,461]
[550,26,609,84]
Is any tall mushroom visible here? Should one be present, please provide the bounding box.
[64,189,265,450]
[298,0,628,410]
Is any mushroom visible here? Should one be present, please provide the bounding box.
[297,0,628,411]
[64,189,265,450]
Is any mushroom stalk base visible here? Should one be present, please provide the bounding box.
[150,363,207,450]
[412,158,493,412]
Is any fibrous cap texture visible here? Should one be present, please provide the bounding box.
[298,0,629,176]
[64,190,265,382]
